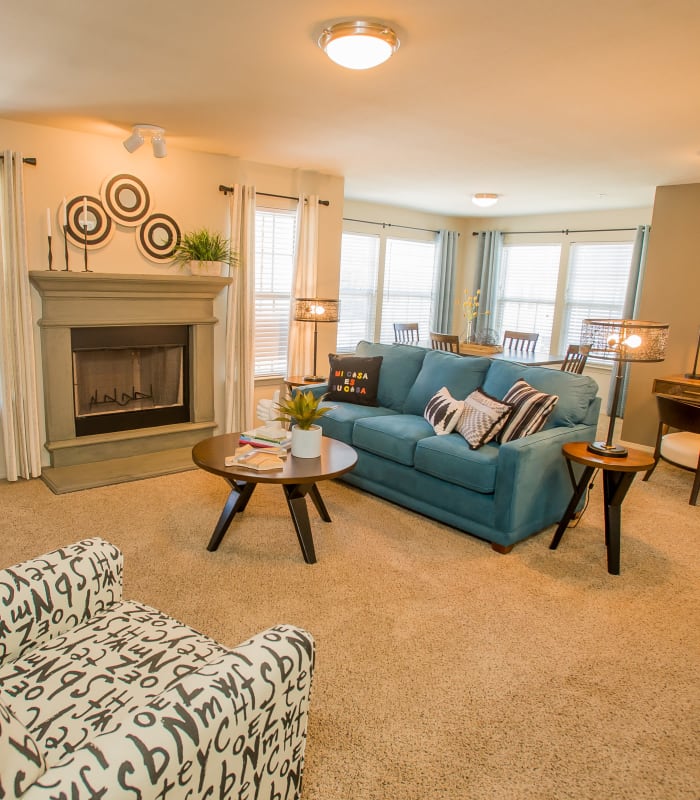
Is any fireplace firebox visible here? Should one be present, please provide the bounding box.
[71,326,190,436]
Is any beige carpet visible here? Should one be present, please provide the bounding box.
[1,460,698,800]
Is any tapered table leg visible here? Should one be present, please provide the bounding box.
[283,484,317,564]
[550,466,595,550]
[602,471,635,575]
[207,481,256,551]
[308,483,331,522]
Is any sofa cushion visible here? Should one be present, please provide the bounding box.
[455,388,512,449]
[319,404,398,444]
[404,350,491,416]
[326,354,383,406]
[482,359,599,427]
[353,414,434,466]
[0,600,229,768]
[414,434,500,494]
[0,699,46,798]
[424,386,464,435]
[499,378,559,442]
[355,340,428,411]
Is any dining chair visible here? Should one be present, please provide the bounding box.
[393,322,420,344]
[643,394,700,505]
[560,343,591,374]
[430,332,460,353]
[502,330,539,353]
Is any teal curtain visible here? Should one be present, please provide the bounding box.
[472,231,503,315]
[432,229,458,332]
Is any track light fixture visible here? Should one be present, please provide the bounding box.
[123,124,167,158]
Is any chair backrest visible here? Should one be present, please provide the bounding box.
[502,330,539,353]
[393,322,420,344]
[429,332,460,353]
[560,344,591,374]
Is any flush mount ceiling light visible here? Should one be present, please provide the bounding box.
[123,124,167,158]
[318,20,400,70]
[472,193,499,208]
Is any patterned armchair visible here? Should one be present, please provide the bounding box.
[0,538,315,799]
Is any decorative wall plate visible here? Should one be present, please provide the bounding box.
[100,173,152,227]
[136,213,181,262]
[62,196,114,249]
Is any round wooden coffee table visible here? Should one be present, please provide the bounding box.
[192,433,357,564]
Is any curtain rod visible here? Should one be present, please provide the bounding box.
[0,155,37,165]
[343,217,440,234]
[472,227,637,236]
[218,184,329,206]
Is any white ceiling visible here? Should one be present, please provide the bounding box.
[3,0,700,217]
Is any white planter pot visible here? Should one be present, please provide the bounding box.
[188,260,226,277]
[291,424,322,458]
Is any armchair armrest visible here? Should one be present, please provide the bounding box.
[0,538,122,667]
[27,624,315,800]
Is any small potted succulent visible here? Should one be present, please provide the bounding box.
[274,390,331,458]
[172,228,237,275]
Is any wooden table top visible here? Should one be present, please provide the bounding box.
[192,433,357,484]
[562,441,655,472]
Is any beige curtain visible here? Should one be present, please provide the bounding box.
[0,152,42,479]
[287,194,319,377]
[223,184,256,432]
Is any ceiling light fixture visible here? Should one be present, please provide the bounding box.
[318,20,400,70]
[123,124,167,158]
[472,193,499,208]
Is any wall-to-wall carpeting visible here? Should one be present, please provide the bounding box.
[1,460,697,800]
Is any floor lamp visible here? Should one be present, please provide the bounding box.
[293,298,340,382]
[582,318,669,457]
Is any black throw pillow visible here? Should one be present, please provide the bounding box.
[325,354,383,406]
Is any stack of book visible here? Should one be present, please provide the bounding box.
[239,425,292,449]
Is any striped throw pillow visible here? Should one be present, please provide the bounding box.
[498,379,559,443]
[455,388,512,449]
[424,387,464,435]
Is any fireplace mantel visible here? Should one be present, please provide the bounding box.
[29,270,232,493]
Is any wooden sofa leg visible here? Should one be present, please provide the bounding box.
[491,542,515,554]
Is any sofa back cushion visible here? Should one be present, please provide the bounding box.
[355,340,428,411]
[404,350,491,416]
[0,699,46,798]
[481,359,599,428]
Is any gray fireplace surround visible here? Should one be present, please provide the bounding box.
[29,271,231,493]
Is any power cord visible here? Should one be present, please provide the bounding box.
[567,468,598,528]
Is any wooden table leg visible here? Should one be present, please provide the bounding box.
[207,480,256,552]
[602,471,636,575]
[550,465,596,550]
[308,483,331,522]
[283,484,317,564]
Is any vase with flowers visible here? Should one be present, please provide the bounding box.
[462,289,490,343]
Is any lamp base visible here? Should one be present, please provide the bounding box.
[684,372,700,380]
[587,441,628,458]
[302,374,325,383]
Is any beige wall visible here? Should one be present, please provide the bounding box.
[622,183,700,446]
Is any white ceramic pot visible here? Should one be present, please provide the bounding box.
[188,260,225,276]
[291,424,322,458]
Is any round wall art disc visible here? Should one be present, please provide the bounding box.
[100,173,152,227]
[136,213,181,262]
[62,195,114,249]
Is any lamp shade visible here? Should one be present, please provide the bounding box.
[293,298,339,323]
[581,319,669,363]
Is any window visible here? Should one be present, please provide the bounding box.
[494,235,636,356]
[254,207,296,377]
[338,227,437,351]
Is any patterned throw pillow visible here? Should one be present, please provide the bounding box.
[455,388,512,449]
[325,354,383,406]
[424,387,464,435]
[498,379,559,443]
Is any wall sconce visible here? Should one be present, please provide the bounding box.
[123,124,167,158]
[318,20,400,70]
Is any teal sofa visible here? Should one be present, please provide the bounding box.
[310,340,601,553]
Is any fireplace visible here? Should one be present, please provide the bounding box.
[29,271,231,492]
[72,325,190,436]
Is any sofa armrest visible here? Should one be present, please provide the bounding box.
[25,624,315,800]
[293,383,328,400]
[0,538,123,667]
[493,424,596,539]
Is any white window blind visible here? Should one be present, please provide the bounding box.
[563,242,634,347]
[495,244,561,353]
[254,208,296,377]
[337,232,379,352]
[379,238,437,343]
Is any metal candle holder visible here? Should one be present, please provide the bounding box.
[47,234,53,270]
[63,225,70,271]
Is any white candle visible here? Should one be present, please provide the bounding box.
[62,197,67,226]
[82,197,88,228]
[46,208,51,237]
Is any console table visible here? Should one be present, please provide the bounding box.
[652,374,700,406]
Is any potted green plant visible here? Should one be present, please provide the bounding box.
[172,228,237,276]
[274,390,332,458]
